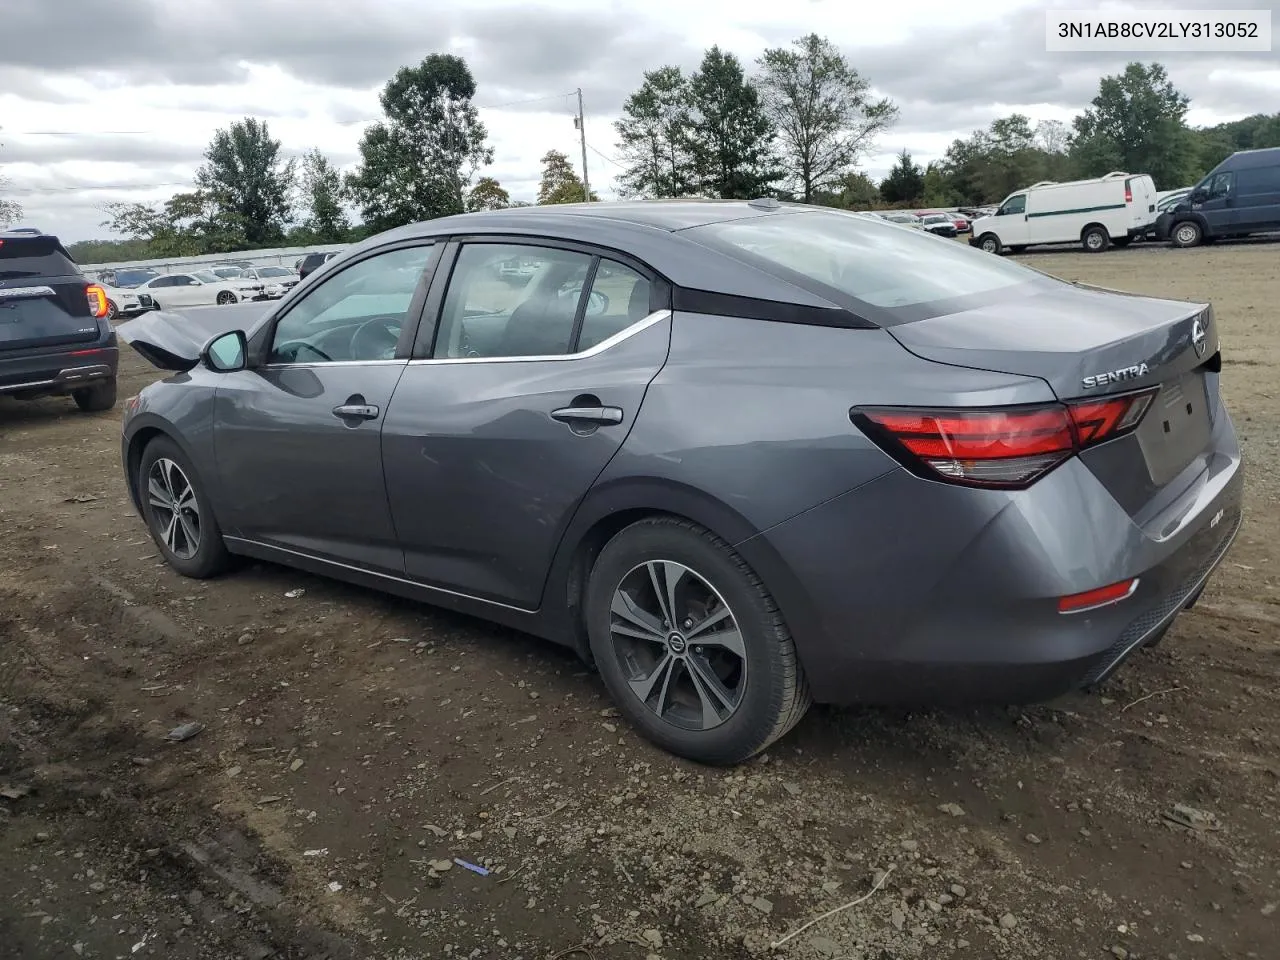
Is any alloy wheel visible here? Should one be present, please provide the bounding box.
[608,560,747,731]
[146,457,201,560]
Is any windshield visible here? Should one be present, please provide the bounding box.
[686,209,1046,317]
[192,270,220,283]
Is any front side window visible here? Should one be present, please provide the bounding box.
[433,243,595,359]
[999,195,1026,216]
[1203,172,1234,199]
[268,244,433,364]
[687,210,1042,314]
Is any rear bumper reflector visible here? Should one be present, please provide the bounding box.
[1058,578,1139,614]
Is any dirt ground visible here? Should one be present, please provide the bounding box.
[1,240,1277,960]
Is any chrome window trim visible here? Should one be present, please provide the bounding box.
[407,309,671,366]
[257,358,407,371]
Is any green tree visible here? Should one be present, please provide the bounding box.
[297,148,349,241]
[537,150,598,204]
[687,46,781,198]
[811,169,880,209]
[921,164,956,206]
[1070,62,1193,188]
[614,66,695,198]
[879,150,924,205]
[195,118,294,246]
[756,33,897,202]
[467,176,511,211]
[102,190,244,257]
[938,114,1071,205]
[346,54,494,232]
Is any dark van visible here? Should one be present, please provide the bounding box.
[1158,147,1280,247]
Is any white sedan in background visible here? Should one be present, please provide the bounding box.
[136,270,264,310]
[239,265,301,299]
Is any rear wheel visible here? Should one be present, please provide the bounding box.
[1172,220,1203,248]
[978,233,1002,255]
[585,517,811,765]
[72,379,117,412]
[138,436,230,579]
[1082,225,1110,253]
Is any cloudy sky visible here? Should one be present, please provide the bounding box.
[2,0,1278,242]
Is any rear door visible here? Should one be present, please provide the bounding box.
[381,238,671,609]
[0,235,97,352]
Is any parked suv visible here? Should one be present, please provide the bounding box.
[296,251,338,280]
[0,229,118,412]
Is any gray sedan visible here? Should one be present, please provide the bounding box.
[117,199,1243,765]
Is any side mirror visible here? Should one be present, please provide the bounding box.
[202,330,247,372]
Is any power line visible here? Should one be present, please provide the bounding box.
[2,91,580,138]
[585,142,623,168]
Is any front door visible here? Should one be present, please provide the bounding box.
[993,194,1030,246]
[1191,171,1237,236]
[211,242,437,573]
[381,240,671,609]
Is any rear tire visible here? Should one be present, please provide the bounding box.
[137,436,230,579]
[585,516,811,765]
[72,379,117,412]
[1171,220,1203,248]
[978,233,1002,255]
[1082,225,1110,253]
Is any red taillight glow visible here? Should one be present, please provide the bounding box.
[86,283,109,319]
[853,388,1157,489]
[1058,578,1138,614]
[1125,185,1133,203]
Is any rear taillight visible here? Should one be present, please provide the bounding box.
[86,283,109,318]
[853,388,1157,489]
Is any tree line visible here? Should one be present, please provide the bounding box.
[59,47,1280,263]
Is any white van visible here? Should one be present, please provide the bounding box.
[969,172,1158,254]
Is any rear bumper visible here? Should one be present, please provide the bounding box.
[0,344,119,398]
[744,405,1245,705]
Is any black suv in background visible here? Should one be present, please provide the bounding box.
[0,229,118,412]
[296,251,338,280]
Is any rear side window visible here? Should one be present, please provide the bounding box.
[1235,166,1280,195]
[687,210,1041,313]
[0,236,80,281]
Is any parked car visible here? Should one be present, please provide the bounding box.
[297,251,339,280]
[134,270,263,310]
[209,266,248,280]
[99,267,160,289]
[116,198,1242,765]
[1156,147,1280,248]
[97,280,156,320]
[0,229,118,411]
[919,213,959,238]
[240,265,301,299]
[971,172,1158,254]
[949,212,970,233]
[498,258,538,283]
[878,212,924,229]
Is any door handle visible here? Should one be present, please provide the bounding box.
[551,405,624,425]
[332,403,380,420]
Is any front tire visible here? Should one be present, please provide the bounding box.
[1172,220,1203,248]
[138,436,230,579]
[216,291,237,305]
[106,299,119,321]
[977,233,1002,255]
[585,517,811,765]
[72,379,117,412]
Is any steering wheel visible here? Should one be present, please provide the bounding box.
[350,317,401,361]
[274,340,333,363]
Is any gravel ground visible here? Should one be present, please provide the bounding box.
[1,239,1277,960]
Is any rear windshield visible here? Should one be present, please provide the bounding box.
[686,210,1045,319]
[0,236,80,281]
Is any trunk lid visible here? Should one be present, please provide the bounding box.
[888,281,1220,517]
[0,236,98,351]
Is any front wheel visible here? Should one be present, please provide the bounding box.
[977,233,1002,255]
[585,517,811,765]
[106,299,119,321]
[138,436,230,579]
[1171,220,1203,248]
[72,379,117,412]
[216,291,237,305]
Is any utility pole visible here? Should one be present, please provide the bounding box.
[574,88,591,202]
